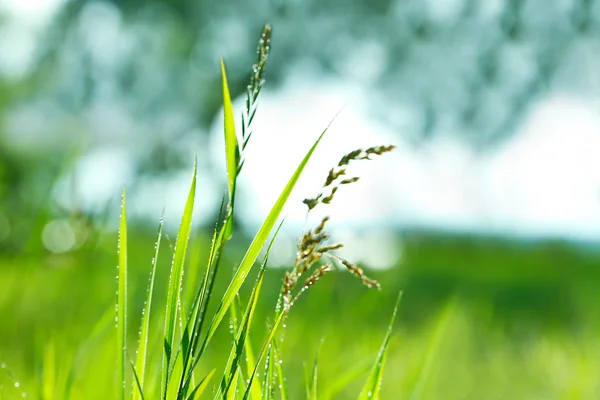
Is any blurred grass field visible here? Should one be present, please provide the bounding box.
[2,11,600,399]
[2,228,600,399]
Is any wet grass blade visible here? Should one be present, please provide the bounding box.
[357,291,402,400]
[117,188,128,400]
[217,221,283,400]
[129,353,146,400]
[162,162,197,397]
[133,215,164,400]
[201,122,332,358]
[179,200,227,396]
[181,120,333,393]
[261,345,274,400]
[272,341,288,400]
[309,341,323,400]
[241,311,285,400]
[186,369,215,400]
[245,336,262,400]
[408,295,456,400]
[220,58,239,200]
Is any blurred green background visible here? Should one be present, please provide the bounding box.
[3,0,600,398]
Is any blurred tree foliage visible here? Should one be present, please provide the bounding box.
[1,0,599,251]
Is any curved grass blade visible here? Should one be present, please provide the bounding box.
[220,58,239,200]
[241,311,285,400]
[117,188,128,400]
[187,369,215,400]
[272,341,288,400]
[357,291,402,400]
[129,352,146,400]
[201,122,332,356]
[245,337,262,400]
[408,295,456,400]
[216,220,283,400]
[64,306,114,398]
[182,113,339,397]
[304,363,311,400]
[261,345,274,400]
[324,359,372,399]
[41,341,56,400]
[133,214,164,400]
[309,341,324,400]
[179,198,227,394]
[223,273,264,400]
[162,162,197,397]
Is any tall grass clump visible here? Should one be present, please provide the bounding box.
[115,24,401,399]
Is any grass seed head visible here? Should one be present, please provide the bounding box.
[340,258,381,290]
[282,144,392,312]
[321,187,338,204]
[303,194,322,211]
[302,264,333,288]
[324,168,346,187]
[338,149,363,166]
[340,177,360,185]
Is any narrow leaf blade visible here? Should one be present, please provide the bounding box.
[408,295,456,400]
[129,353,146,400]
[218,221,283,399]
[309,341,323,400]
[241,311,285,400]
[186,369,215,400]
[357,291,403,400]
[221,58,239,199]
[272,341,288,400]
[203,124,331,352]
[162,162,197,396]
[117,189,128,400]
[133,215,164,400]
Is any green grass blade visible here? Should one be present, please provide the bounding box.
[245,338,262,400]
[64,306,114,398]
[272,341,288,400]
[179,200,228,397]
[182,121,332,395]
[117,188,128,400]
[408,295,456,400]
[186,369,215,400]
[304,363,311,400]
[220,58,239,200]
[129,353,146,400]
[261,345,274,400]
[202,123,332,356]
[241,311,285,400]
[133,215,164,400]
[162,162,197,397]
[309,341,323,400]
[357,291,402,400]
[41,341,56,400]
[324,359,372,399]
[217,220,283,400]
[223,268,265,399]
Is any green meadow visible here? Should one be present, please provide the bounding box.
[2,228,600,398]
[2,22,600,400]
